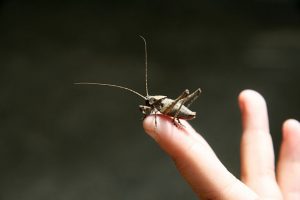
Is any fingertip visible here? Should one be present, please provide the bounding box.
[238,89,269,132]
[282,119,300,141]
[238,89,266,112]
[143,115,155,132]
[142,115,178,141]
[283,118,300,129]
[143,115,158,140]
[142,115,200,153]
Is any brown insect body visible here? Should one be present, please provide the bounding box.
[75,36,201,126]
[140,89,201,121]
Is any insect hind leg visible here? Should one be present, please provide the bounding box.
[172,98,188,128]
[162,89,189,114]
[184,88,201,108]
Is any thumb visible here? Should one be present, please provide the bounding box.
[143,115,258,200]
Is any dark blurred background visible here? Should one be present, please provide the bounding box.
[1,0,300,199]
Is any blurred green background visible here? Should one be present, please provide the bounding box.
[1,1,300,199]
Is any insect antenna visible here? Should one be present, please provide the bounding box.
[139,35,149,97]
[74,82,147,100]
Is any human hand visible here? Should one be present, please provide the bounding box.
[143,90,300,200]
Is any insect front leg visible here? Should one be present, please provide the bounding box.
[139,105,152,119]
[154,110,158,127]
[139,105,159,127]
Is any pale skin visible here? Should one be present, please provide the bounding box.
[143,89,300,200]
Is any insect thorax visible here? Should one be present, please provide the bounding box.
[146,95,167,106]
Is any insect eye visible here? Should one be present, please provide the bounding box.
[149,98,154,105]
[145,100,150,106]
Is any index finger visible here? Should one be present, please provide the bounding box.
[143,115,257,200]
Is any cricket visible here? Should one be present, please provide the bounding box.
[75,36,202,127]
